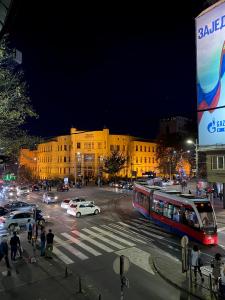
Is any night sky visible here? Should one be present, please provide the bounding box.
[9,1,206,139]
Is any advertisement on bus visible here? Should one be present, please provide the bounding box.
[196,1,225,146]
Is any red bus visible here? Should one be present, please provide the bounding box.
[133,182,218,245]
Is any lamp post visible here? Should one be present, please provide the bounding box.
[186,139,198,178]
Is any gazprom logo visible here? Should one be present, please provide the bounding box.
[207,118,225,133]
[207,118,216,133]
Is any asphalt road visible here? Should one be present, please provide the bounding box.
[3,185,225,299]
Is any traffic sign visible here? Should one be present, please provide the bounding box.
[113,255,130,275]
[181,235,189,247]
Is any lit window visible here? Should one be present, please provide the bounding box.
[136,145,138,151]
[77,142,81,149]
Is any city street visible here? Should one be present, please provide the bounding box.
[1,185,224,299]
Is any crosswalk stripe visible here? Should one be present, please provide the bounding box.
[125,221,168,239]
[109,223,153,243]
[54,235,89,260]
[91,226,135,247]
[82,228,125,250]
[72,230,113,252]
[61,233,102,256]
[53,247,74,264]
[140,229,164,240]
[101,225,147,244]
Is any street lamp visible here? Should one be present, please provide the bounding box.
[186,139,198,177]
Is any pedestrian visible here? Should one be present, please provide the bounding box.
[27,219,33,243]
[45,229,54,259]
[220,266,225,299]
[219,192,223,201]
[10,232,20,261]
[211,253,223,291]
[0,238,10,270]
[191,245,204,282]
[40,229,46,256]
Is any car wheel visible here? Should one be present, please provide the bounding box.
[94,209,99,215]
[76,212,81,218]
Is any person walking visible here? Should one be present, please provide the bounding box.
[27,219,33,243]
[211,253,223,291]
[0,238,10,271]
[45,229,54,258]
[40,229,46,256]
[10,232,20,261]
[191,245,204,282]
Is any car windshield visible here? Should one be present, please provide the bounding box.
[194,201,216,229]
[47,193,55,197]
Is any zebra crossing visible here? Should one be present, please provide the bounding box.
[51,217,174,268]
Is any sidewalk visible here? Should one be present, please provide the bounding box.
[152,252,213,300]
[0,234,101,300]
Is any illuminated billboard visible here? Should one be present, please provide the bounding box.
[196,1,225,146]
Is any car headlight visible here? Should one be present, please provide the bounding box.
[54,196,58,200]
[48,197,50,200]
[9,192,13,196]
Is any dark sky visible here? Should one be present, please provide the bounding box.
[9,1,206,139]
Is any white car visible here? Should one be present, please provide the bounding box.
[0,211,35,230]
[61,197,93,209]
[43,192,58,204]
[66,202,100,218]
[16,186,30,196]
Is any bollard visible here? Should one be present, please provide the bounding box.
[77,275,82,294]
[98,294,102,300]
[65,266,68,278]
[209,273,213,296]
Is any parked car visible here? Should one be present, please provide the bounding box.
[31,185,40,192]
[67,202,100,218]
[16,186,30,196]
[4,201,37,212]
[61,197,92,209]
[43,192,58,204]
[0,211,35,230]
[0,206,9,216]
[57,185,69,192]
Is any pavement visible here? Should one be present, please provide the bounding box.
[0,232,101,300]
[152,251,215,300]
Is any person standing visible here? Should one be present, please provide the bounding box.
[0,238,10,270]
[40,229,46,256]
[191,245,204,282]
[45,229,54,258]
[211,253,223,291]
[27,220,33,243]
[10,232,20,261]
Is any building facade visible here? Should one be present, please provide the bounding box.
[19,128,159,180]
[159,116,192,136]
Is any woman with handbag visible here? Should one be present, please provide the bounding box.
[191,244,204,282]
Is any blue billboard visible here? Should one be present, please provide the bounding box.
[196,1,225,146]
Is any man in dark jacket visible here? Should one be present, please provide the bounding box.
[0,238,10,269]
[45,229,54,258]
[10,232,20,261]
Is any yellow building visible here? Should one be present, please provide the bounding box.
[19,128,159,180]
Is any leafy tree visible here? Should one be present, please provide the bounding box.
[0,39,38,161]
[17,165,36,184]
[103,150,126,179]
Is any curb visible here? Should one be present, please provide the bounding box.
[152,257,207,300]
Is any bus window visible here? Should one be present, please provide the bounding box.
[152,199,164,215]
[194,202,216,229]
[181,207,200,229]
[172,206,181,222]
[167,203,173,219]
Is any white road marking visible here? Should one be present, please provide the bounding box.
[82,228,125,250]
[72,230,113,252]
[101,225,147,244]
[110,223,153,243]
[91,226,135,247]
[54,235,89,260]
[61,232,102,256]
[116,247,155,275]
[53,247,74,264]
[140,229,164,240]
